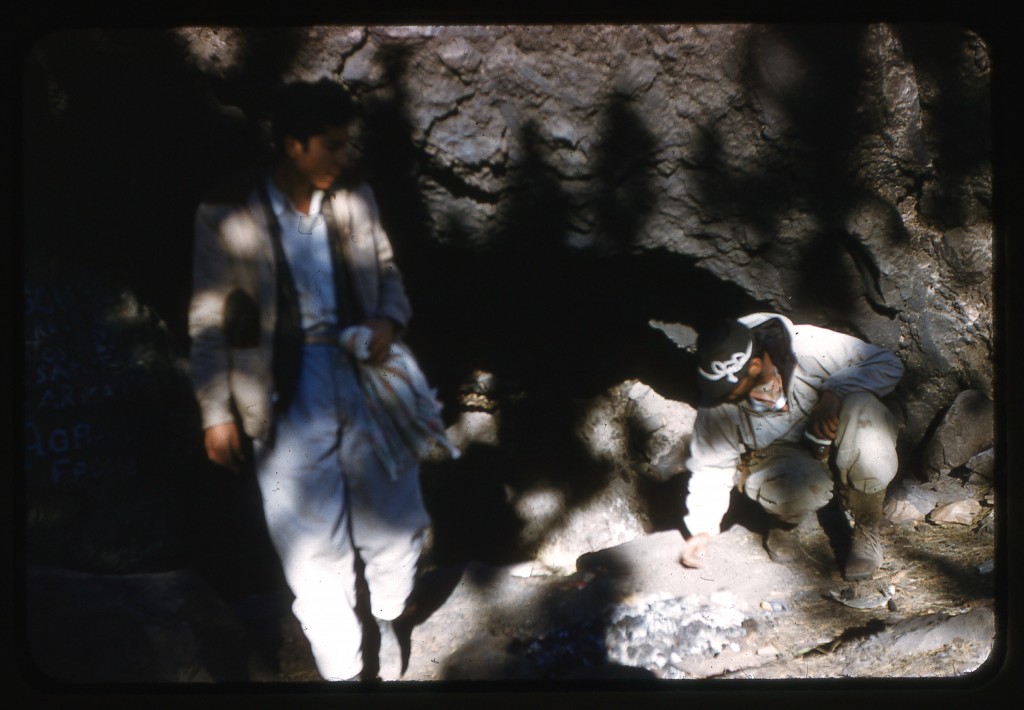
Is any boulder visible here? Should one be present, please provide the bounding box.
[525,477,649,574]
[519,381,695,572]
[578,379,697,482]
[927,499,983,527]
[921,390,995,481]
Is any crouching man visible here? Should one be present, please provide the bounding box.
[678,313,904,580]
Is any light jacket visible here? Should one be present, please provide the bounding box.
[188,181,412,442]
[683,313,904,536]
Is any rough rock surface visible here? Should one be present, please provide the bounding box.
[580,379,697,483]
[920,389,995,480]
[19,22,1001,695]
[162,23,993,448]
[27,24,993,443]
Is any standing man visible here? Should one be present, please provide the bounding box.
[189,78,429,681]
[678,313,904,581]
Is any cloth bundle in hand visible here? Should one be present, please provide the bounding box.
[340,326,460,480]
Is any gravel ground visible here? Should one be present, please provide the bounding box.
[254,478,998,685]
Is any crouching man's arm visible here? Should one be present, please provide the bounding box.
[679,411,743,568]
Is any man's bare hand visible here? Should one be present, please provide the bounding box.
[364,318,396,365]
[808,390,842,441]
[204,421,245,472]
[679,532,711,568]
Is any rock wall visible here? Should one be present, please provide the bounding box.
[170,24,993,443]
[22,24,994,582]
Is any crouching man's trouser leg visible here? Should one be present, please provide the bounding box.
[833,392,900,580]
[743,443,834,563]
[743,444,835,525]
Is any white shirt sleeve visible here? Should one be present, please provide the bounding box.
[793,326,904,398]
[683,408,743,536]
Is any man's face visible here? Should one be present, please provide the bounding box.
[285,124,351,191]
[721,357,764,404]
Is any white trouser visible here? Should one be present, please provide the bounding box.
[254,344,429,681]
[743,392,900,523]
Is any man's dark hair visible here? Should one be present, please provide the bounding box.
[270,79,357,153]
[695,319,764,360]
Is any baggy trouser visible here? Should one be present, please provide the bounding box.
[742,444,834,525]
[834,392,899,579]
[742,392,900,572]
[254,344,430,681]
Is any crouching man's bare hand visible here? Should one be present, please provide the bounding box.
[808,390,842,442]
[679,532,711,568]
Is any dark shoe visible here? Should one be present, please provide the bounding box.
[764,524,803,563]
[376,618,403,681]
[844,523,883,580]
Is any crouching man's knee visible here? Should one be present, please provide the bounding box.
[834,392,900,493]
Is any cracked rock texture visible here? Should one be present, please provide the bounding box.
[28,24,994,450]
[174,23,991,446]
[22,24,998,683]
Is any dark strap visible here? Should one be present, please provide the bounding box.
[322,194,365,327]
[256,181,304,411]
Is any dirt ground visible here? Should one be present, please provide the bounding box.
[259,473,998,685]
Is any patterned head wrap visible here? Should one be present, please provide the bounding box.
[695,319,755,403]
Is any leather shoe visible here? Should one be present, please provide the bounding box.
[764,524,803,563]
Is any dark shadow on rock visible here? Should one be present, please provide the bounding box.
[684,117,798,246]
[591,92,660,253]
[23,30,283,343]
[795,228,867,319]
[358,42,438,252]
[490,119,576,256]
[420,447,530,569]
[893,25,993,231]
[635,473,689,534]
[436,567,659,682]
[816,496,854,574]
[420,393,626,573]
[796,226,902,321]
[178,458,288,603]
[400,563,467,629]
[684,25,891,322]
[745,25,875,205]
